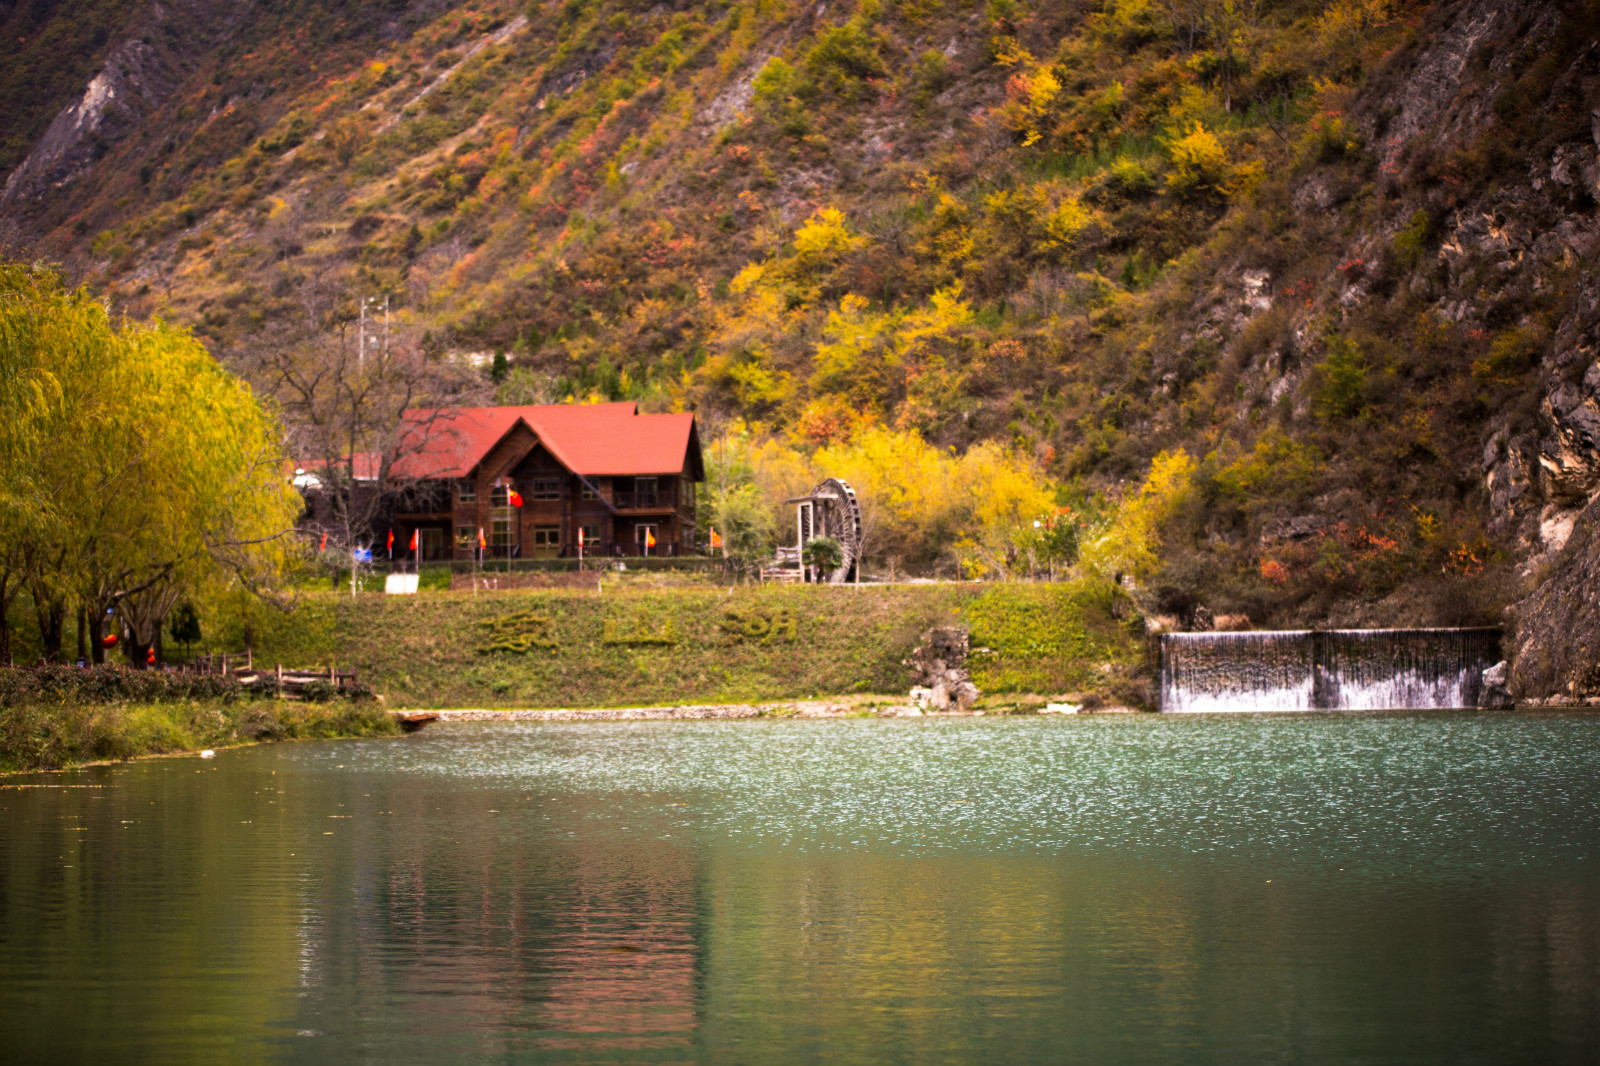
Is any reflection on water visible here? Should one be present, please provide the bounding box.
[2,713,1599,1064]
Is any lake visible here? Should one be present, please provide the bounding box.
[3,712,1599,1064]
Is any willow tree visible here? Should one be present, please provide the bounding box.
[0,262,300,664]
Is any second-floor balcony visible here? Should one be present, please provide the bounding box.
[612,489,672,510]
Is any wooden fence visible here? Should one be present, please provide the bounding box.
[185,650,360,698]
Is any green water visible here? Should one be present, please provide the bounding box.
[3,713,1599,1064]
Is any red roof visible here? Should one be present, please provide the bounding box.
[388,403,701,480]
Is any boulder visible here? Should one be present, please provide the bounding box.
[905,626,981,712]
[1479,661,1514,709]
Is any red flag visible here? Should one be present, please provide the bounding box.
[645,528,656,549]
[709,527,722,551]
[478,527,486,549]
[409,529,419,552]
[319,532,327,551]
[507,487,523,508]
[578,526,585,547]
[387,529,394,553]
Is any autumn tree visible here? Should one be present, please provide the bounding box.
[0,262,301,665]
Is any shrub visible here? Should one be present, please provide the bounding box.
[1392,209,1432,271]
[1472,324,1547,385]
[804,22,886,99]
[0,664,242,708]
[300,679,337,703]
[801,536,844,574]
[1310,335,1368,421]
[1164,123,1229,197]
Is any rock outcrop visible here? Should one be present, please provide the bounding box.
[1510,498,1600,703]
[905,627,980,713]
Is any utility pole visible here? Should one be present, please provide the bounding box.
[358,295,381,370]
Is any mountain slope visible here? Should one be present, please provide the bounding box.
[5,0,1600,693]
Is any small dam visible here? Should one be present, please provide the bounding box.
[1159,628,1503,712]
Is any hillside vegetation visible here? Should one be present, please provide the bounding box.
[5,0,1600,657]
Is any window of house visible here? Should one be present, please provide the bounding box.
[457,479,477,504]
[581,480,599,500]
[532,526,561,547]
[489,485,518,550]
[636,476,658,505]
[455,525,476,550]
[530,477,560,500]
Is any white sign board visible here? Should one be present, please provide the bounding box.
[385,573,419,595]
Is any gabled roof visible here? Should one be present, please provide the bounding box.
[388,402,702,481]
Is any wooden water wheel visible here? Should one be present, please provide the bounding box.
[788,477,863,583]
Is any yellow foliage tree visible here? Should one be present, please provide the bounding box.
[950,443,1058,579]
[791,207,866,265]
[1164,122,1229,196]
[1078,449,1197,583]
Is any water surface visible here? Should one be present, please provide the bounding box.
[3,712,1599,1064]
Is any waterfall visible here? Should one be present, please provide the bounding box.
[1159,628,1502,712]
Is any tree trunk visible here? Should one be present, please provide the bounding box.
[89,611,106,664]
[76,606,88,663]
[125,639,146,668]
[34,596,66,662]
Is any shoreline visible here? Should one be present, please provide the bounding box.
[407,695,1142,722]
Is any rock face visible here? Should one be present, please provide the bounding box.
[1,39,174,208]
[905,627,980,713]
[1510,498,1600,702]
[1478,661,1514,710]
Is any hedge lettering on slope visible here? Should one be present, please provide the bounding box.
[476,611,559,654]
[717,608,798,644]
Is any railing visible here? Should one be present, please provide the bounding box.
[185,651,362,696]
[612,490,669,509]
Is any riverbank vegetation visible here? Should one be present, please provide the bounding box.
[0,696,398,773]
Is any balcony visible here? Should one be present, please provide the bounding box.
[612,489,672,510]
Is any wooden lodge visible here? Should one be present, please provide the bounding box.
[306,403,704,562]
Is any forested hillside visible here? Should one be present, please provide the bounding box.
[5,0,1600,654]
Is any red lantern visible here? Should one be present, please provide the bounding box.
[103,634,118,647]
[146,648,156,665]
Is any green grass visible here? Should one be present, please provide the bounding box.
[0,698,399,773]
[235,581,1145,709]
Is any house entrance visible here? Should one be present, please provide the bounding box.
[530,525,561,559]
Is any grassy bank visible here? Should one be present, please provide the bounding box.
[0,698,400,773]
[228,581,1145,709]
